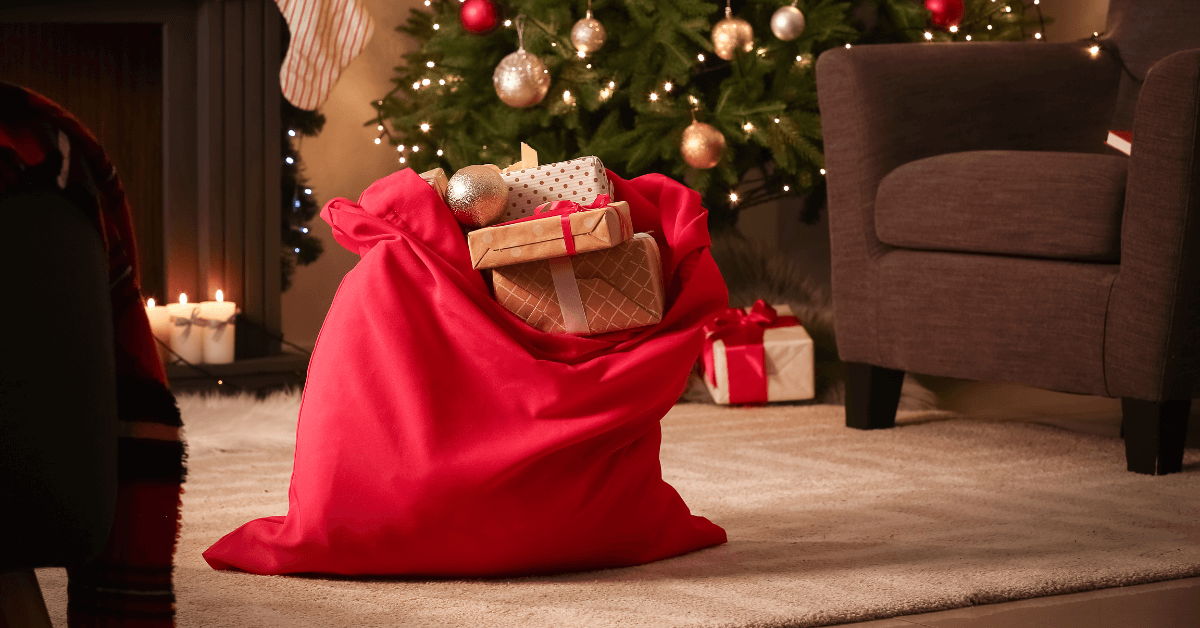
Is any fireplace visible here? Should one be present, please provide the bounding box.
[1,0,284,358]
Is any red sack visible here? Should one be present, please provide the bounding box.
[202,168,728,576]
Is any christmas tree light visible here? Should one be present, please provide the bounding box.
[373,0,1049,226]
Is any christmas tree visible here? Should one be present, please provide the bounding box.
[281,102,325,292]
[373,0,1047,227]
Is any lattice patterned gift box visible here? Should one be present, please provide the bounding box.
[492,233,663,335]
[499,156,615,222]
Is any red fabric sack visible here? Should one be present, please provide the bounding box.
[202,168,728,576]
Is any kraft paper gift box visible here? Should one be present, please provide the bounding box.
[492,233,664,335]
[467,198,633,270]
[420,167,448,200]
[703,303,814,404]
[498,156,615,223]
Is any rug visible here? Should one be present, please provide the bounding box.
[37,390,1200,628]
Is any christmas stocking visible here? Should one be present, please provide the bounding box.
[276,0,375,111]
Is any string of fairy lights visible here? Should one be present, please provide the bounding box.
[921,0,1046,42]
[365,0,1088,210]
[286,127,315,251]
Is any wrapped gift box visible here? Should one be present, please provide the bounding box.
[704,303,814,404]
[420,167,448,200]
[467,199,633,270]
[493,233,663,335]
[499,156,615,222]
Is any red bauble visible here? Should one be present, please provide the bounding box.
[460,0,499,34]
[925,0,965,28]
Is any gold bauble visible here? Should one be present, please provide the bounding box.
[712,16,754,60]
[492,49,550,108]
[446,165,509,227]
[681,121,726,169]
[770,5,806,41]
[571,16,607,54]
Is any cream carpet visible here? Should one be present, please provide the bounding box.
[37,390,1200,627]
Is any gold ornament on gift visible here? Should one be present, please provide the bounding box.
[571,0,606,54]
[681,119,726,169]
[446,164,509,227]
[770,2,806,41]
[711,0,754,61]
[493,15,551,108]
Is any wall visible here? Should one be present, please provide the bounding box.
[283,0,1111,351]
[282,0,423,350]
[1038,0,1109,42]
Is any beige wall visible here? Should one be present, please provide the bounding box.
[1038,0,1109,42]
[284,0,1111,351]
[282,0,424,350]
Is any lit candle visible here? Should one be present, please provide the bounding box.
[166,293,203,364]
[198,290,237,364]
[145,297,172,365]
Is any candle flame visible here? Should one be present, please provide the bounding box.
[146,298,155,308]
[179,293,187,305]
[216,290,224,302]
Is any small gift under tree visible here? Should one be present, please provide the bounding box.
[703,300,814,404]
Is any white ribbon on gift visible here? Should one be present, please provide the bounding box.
[548,256,589,333]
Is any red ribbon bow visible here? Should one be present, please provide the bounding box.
[534,194,612,256]
[499,194,619,256]
[701,300,800,404]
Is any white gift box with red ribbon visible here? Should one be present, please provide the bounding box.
[702,302,815,405]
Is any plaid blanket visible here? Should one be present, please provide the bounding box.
[0,82,185,627]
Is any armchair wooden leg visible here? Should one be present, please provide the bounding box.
[845,363,905,430]
[1121,398,1190,475]
[0,569,53,628]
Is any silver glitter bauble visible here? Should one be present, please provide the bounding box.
[770,5,806,41]
[681,121,725,169]
[446,165,509,227]
[712,16,755,60]
[493,49,551,108]
[571,16,607,54]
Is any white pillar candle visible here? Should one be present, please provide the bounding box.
[145,298,173,365]
[166,293,204,364]
[199,290,237,364]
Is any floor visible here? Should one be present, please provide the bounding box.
[840,377,1200,627]
[845,576,1200,627]
[726,193,1200,627]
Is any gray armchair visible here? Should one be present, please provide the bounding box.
[816,0,1200,474]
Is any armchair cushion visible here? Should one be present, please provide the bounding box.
[875,151,1128,262]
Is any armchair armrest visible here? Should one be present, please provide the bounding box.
[816,42,1122,364]
[1105,48,1200,400]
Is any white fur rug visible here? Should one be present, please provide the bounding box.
[36,390,1200,627]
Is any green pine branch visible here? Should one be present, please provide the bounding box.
[374,0,1050,227]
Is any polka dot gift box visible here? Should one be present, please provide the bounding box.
[499,156,615,222]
